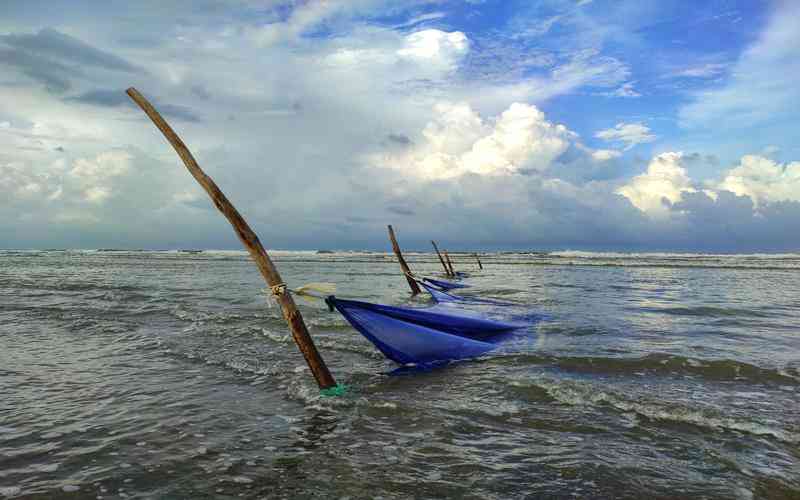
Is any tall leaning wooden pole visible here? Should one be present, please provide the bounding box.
[431,240,451,277]
[387,225,421,295]
[126,88,336,390]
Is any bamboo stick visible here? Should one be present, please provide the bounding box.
[387,225,421,295]
[474,252,483,270]
[444,250,456,276]
[431,240,451,277]
[126,87,336,390]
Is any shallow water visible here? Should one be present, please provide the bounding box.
[1,250,798,499]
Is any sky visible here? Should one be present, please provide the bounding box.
[1,0,799,251]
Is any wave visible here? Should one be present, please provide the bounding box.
[506,353,800,385]
[515,377,799,444]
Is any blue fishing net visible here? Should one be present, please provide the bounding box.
[328,297,521,364]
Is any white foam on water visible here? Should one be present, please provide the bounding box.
[232,476,253,484]
[61,484,80,492]
[0,487,21,497]
[531,377,800,444]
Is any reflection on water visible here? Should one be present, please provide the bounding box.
[1,250,798,498]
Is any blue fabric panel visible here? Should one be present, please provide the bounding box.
[330,297,521,364]
[423,277,469,290]
[420,281,514,307]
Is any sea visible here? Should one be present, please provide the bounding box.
[1,250,798,499]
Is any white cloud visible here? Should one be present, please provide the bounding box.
[246,0,363,47]
[672,62,728,79]
[616,152,695,217]
[551,49,630,89]
[600,81,641,98]
[618,152,800,218]
[397,29,469,70]
[679,1,800,127]
[323,28,469,84]
[717,155,800,207]
[68,150,132,203]
[595,122,655,150]
[591,149,621,161]
[370,102,573,179]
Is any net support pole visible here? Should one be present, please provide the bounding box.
[431,240,451,277]
[126,87,337,390]
[387,225,421,295]
[474,253,483,270]
[444,250,456,276]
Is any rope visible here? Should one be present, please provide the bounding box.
[403,270,421,281]
[270,282,287,297]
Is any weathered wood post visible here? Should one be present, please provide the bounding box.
[387,225,421,295]
[431,240,451,277]
[474,253,483,270]
[126,87,337,390]
[444,250,456,276]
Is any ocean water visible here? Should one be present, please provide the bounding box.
[1,250,798,499]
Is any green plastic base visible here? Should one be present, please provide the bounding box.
[320,383,348,397]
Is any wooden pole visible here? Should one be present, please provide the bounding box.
[126,87,337,390]
[431,240,451,277]
[474,253,483,270]
[387,225,421,295]
[444,250,456,276]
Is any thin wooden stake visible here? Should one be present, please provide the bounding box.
[444,250,456,276]
[431,240,451,277]
[126,87,336,390]
[474,253,483,270]
[387,225,421,295]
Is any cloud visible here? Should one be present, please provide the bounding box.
[0,28,140,93]
[616,152,696,217]
[66,89,201,122]
[595,122,655,150]
[1,0,799,252]
[672,62,728,79]
[591,149,621,161]
[326,28,469,79]
[370,101,573,179]
[716,155,800,207]
[397,29,469,70]
[1,28,138,72]
[679,1,800,128]
[598,81,641,98]
[0,45,80,92]
[551,49,630,89]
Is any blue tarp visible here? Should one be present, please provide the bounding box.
[422,277,469,290]
[329,297,523,364]
[419,281,513,306]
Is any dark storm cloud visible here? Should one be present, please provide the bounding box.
[67,89,129,106]
[66,89,202,122]
[0,46,78,92]
[0,28,139,73]
[387,205,416,216]
[0,28,142,93]
[667,191,800,252]
[386,133,412,145]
